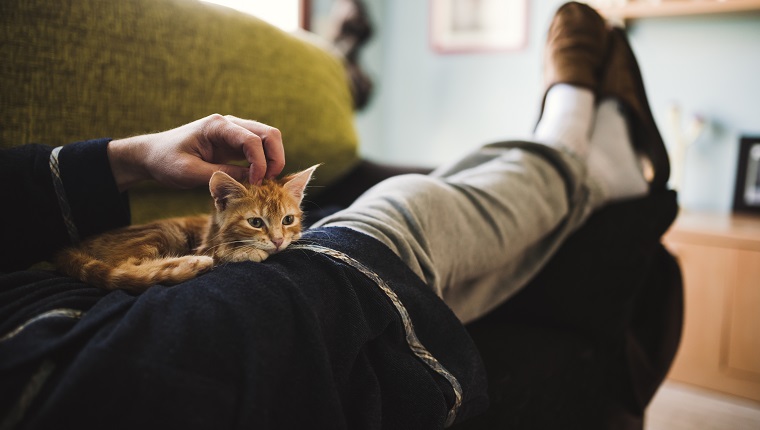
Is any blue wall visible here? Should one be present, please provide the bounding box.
[344,0,760,212]
[628,13,760,211]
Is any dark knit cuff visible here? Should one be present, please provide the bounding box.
[57,139,131,240]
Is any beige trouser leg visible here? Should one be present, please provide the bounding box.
[313,141,598,323]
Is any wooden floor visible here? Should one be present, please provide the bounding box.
[645,381,760,430]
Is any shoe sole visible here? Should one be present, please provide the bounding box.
[611,27,671,191]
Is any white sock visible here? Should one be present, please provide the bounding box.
[533,84,595,158]
[587,99,648,204]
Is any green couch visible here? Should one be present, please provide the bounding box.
[1,0,359,223]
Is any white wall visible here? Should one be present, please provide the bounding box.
[346,0,760,212]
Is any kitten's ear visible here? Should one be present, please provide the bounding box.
[209,171,248,212]
[283,164,319,204]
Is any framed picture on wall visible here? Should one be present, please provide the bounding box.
[430,0,527,53]
[733,136,760,214]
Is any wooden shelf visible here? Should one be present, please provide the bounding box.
[666,211,760,251]
[592,0,760,19]
[663,211,760,403]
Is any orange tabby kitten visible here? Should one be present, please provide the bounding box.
[55,165,318,292]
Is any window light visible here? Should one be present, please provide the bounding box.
[201,0,301,32]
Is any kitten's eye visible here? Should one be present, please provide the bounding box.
[282,215,295,226]
[247,217,264,228]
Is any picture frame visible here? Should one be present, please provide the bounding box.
[430,0,527,53]
[732,136,760,214]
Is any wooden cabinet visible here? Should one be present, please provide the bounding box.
[663,212,760,403]
[589,0,760,19]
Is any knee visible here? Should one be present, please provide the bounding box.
[367,174,443,199]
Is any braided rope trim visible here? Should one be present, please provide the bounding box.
[49,146,80,244]
[0,308,83,429]
[0,308,85,343]
[290,244,463,427]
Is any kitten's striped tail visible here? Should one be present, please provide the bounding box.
[57,250,214,292]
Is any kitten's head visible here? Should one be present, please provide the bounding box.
[207,165,318,259]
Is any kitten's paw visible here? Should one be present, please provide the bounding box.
[248,249,269,263]
[187,256,214,273]
[227,248,269,263]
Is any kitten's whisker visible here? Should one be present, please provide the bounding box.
[205,231,227,243]
[203,239,264,253]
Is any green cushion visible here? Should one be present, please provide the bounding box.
[1,0,359,221]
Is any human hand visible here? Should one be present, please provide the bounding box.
[107,114,285,191]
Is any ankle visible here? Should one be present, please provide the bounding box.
[533,84,595,158]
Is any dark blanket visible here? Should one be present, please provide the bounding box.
[453,190,682,429]
[0,228,488,430]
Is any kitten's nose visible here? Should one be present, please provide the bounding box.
[272,238,284,250]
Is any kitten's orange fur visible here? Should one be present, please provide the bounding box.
[55,165,318,292]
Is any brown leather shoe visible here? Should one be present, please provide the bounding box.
[600,27,670,191]
[543,2,609,93]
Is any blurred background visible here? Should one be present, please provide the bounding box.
[204,0,760,213]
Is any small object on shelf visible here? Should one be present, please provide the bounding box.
[666,103,706,193]
[733,136,760,215]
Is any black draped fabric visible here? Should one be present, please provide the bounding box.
[454,190,682,429]
[0,228,488,429]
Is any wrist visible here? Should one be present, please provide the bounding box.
[107,137,151,192]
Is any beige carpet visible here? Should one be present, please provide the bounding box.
[646,381,760,430]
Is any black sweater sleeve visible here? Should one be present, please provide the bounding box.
[0,139,130,272]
